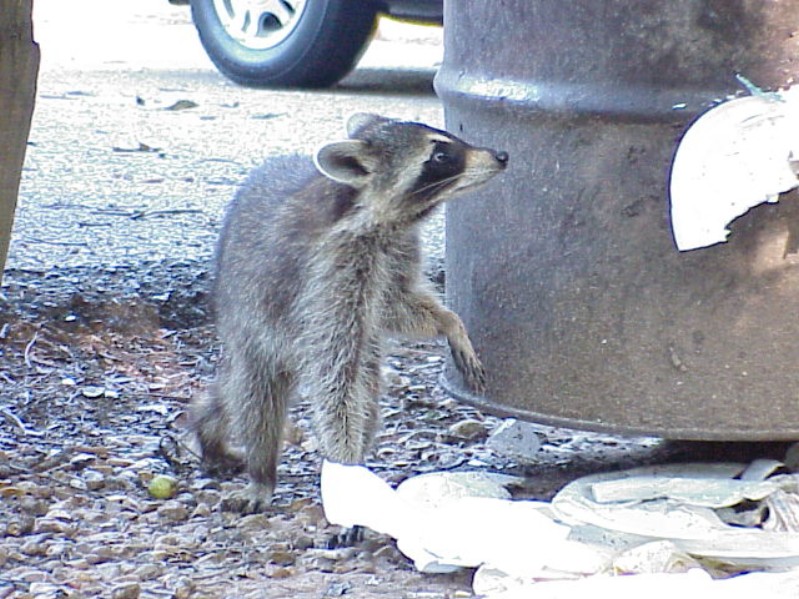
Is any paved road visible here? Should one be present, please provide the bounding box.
[8,0,444,273]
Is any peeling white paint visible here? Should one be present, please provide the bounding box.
[670,85,799,251]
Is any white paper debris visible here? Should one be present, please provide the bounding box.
[484,569,799,599]
[670,84,799,251]
[396,470,519,506]
[589,474,778,506]
[552,463,799,565]
[321,460,799,597]
[321,461,605,575]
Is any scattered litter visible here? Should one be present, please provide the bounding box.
[670,82,799,251]
[322,459,799,596]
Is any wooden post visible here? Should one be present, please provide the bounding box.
[0,0,39,285]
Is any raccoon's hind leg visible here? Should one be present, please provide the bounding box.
[219,348,292,515]
[191,384,245,476]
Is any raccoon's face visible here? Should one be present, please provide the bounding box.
[314,114,508,224]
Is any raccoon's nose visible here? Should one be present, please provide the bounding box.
[495,151,509,165]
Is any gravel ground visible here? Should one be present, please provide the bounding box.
[0,260,683,598]
[3,3,792,597]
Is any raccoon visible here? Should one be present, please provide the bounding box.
[192,113,508,513]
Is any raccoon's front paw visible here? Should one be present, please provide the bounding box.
[220,482,273,515]
[451,347,487,394]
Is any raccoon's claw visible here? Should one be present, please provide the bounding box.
[325,525,365,549]
[452,347,487,394]
[220,482,273,515]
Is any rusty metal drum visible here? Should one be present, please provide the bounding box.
[437,0,799,440]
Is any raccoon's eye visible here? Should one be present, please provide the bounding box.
[432,150,450,164]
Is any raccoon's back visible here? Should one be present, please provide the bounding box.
[212,155,354,325]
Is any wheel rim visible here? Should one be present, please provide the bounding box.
[211,0,308,50]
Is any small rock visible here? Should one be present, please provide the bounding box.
[194,489,221,506]
[190,477,221,491]
[34,514,78,538]
[306,555,336,573]
[83,469,106,491]
[45,542,71,558]
[134,563,164,581]
[111,582,141,599]
[172,577,195,599]
[284,421,305,446]
[269,550,296,566]
[448,418,488,441]
[165,99,198,111]
[157,500,189,522]
[236,513,270,532]
[19,496,49,517]
[307,547,357,562]
[381,365,405,387]
[29,583,62,596]
[20,539,49,557]
[69,452,97,470]
[372,544,405,563]
[69,477,87,491]
[175,492,196,506]
[485,418,542,462]
[191,503,211,519]
[324,581,353,597]
[4,515,35,537]
[81,386,106,398]
[291,534,315,551]
[295,503,326,529]
[269,567,294,579]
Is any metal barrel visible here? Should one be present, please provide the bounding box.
[437,0,799,440]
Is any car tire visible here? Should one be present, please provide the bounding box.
[189,0,379,88]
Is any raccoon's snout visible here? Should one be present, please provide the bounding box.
[494,150,509,166]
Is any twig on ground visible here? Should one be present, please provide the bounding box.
[24,331,38,368]
[0,405,44,437]
[129,209,204,220]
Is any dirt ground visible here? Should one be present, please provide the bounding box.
[1,261,792,599]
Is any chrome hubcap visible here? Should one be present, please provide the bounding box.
[212,0,308,50]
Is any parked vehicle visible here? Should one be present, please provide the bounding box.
[175,0,442,88]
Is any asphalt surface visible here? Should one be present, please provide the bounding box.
[8,0,445,274]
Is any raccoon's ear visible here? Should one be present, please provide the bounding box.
[314,140,373,186]
[346,113,391,138]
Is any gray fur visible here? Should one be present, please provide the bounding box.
[191,115,508,513]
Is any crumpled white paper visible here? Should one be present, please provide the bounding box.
[321,459,799,597]
[321,462,603,575]
[670,84,799,251]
